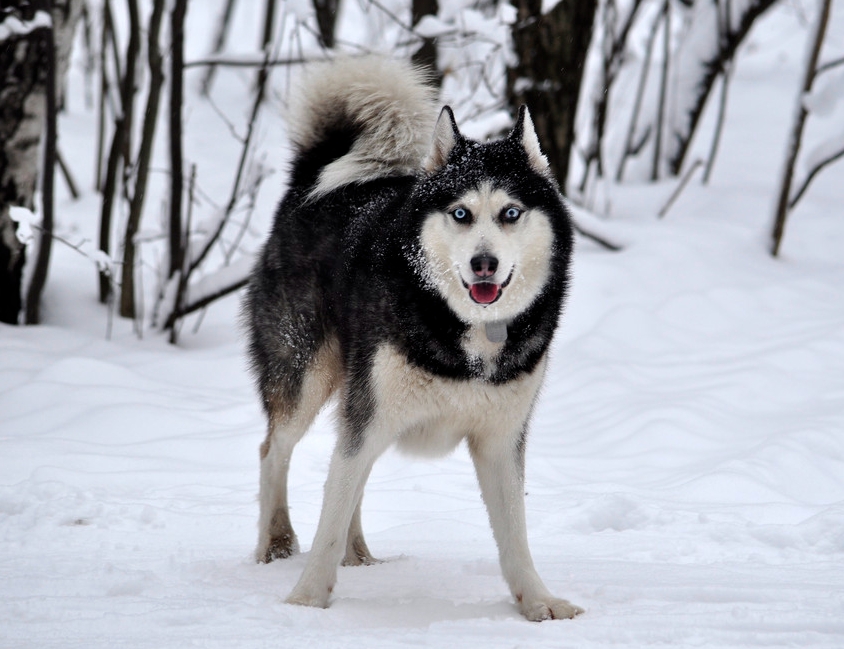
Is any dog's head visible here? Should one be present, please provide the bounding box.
[410,106,572,327]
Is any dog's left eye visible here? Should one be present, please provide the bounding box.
[502,207,522,223]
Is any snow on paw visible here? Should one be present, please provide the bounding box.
[285,583,332,609]
[258,534,300,563]
[519,595,583,622]
[342,533,380,566]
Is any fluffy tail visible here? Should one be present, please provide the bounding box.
[285,56,438,197]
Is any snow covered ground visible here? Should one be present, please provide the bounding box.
[2,3,844,647]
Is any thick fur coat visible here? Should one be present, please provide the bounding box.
[244,56,579,621]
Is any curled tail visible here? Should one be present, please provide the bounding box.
[285,56,438,197]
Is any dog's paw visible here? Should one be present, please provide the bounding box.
[342,533,380,566]
[256,533,300,563]
[285,584,332,609]
[518,595,583,622]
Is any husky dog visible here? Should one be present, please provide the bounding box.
[244,56,580,621]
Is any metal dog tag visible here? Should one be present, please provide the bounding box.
[485,320,508,343]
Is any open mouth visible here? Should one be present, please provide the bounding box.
[463,273,512,305]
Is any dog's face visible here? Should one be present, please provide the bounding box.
[419,182,555,324]
[413,107,563,326]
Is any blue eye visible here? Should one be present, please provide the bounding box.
[503,206,522,222]
[451,207,469,222]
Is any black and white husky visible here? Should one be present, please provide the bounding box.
[244,56,580,621]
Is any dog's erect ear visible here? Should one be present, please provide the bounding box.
[510,105,550,176]
[424,106,461,173]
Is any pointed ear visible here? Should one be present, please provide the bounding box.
[424,106,461,173]
[511,106,550,176]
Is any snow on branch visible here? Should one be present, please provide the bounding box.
[664,0,776,175]
[0,10,51,41]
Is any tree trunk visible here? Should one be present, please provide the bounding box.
[411,0,440,85]
[98,0,140,304]
[313,0,339,49]
[507,0,597,192]
[169,0,188,278]
[0,3,52,325]
[24,0,81,325]
[22,10,56,326]
[120,0,166,319]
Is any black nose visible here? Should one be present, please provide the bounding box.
[470,253,498,278]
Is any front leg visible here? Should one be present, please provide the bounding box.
[468,427,583,621]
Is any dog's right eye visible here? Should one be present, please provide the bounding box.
[451,207,470,223]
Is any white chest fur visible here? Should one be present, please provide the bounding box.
[368,343,547,457]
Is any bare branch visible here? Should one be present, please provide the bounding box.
[816,55,844,76]
[185,55,311,69]
[199,0,238,96]
[788,146,844,210]
[771,0,832,257]
[658,158,703,218]
[56,147,80,199]
[189,54,272,275]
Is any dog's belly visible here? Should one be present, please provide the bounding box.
[370,344,546,457]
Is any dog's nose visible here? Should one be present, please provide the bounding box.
[470,253,498,278]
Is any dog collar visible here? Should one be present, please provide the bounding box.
[485,320,508,343]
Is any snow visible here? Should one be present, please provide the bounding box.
[2,1,844,647]
[8,206,38,244]
[0,10,51,41]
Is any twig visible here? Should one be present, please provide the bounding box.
[771,0,832,257]
[164,276,249,331]
[651,0,670,181]
[168,164,196,344]
[702,60,732,185]
[617,3,662,182]
[701,0,734,185]
[189,53,271,274]
[186,55,311,69]
[658,158,703,218]
[200,0,238,96]
[813,55,844,76]
[56,147,80,199]
[572,222,624,251]
[788,146,844,210]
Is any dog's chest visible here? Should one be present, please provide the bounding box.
[370,343,546,456]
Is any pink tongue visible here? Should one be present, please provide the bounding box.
[470,282,500,304]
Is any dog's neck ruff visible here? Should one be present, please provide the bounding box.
[485,320,508,343]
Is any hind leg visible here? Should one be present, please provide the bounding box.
[342,466,379,566]
[256,341,341,564]
[257,422,302,562]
